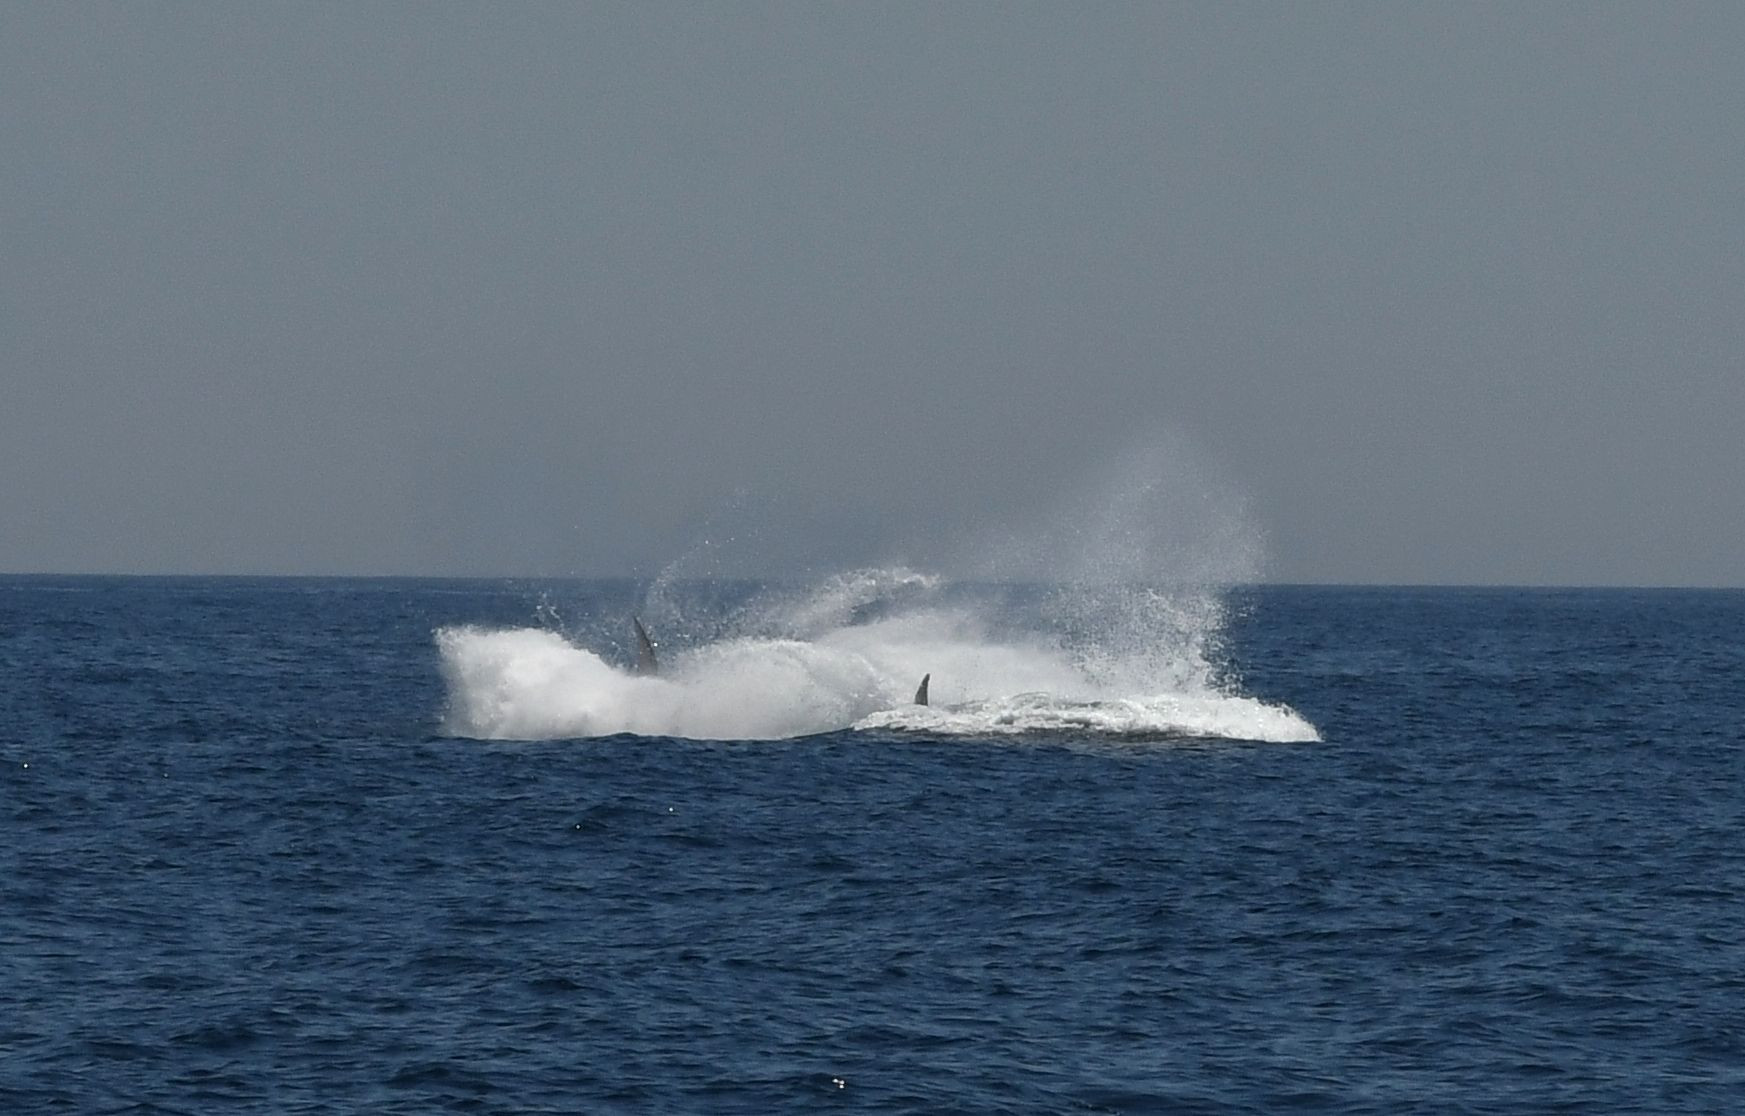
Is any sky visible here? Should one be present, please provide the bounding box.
[4,3,1741,586]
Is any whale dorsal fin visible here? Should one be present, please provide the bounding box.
[914,673,929,706]
[633,617,659,675]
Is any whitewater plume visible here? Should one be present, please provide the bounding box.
[438,436,1315,743]
[437,567,1318,743]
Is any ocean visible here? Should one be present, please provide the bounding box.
[3,574,1741,1113]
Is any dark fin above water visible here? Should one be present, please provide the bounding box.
[914,673,930,706]
[633,617,659,675]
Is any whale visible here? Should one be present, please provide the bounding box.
[632,617,659,675]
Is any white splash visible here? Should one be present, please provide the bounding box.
[854,692,1319,742]
[437,569,1319,744]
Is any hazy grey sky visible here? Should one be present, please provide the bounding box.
[5,3,1741,585]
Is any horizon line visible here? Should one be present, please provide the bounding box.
[1,570,1740,592]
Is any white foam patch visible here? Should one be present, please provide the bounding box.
[437,593,1320,744]
[853,692,1320,742]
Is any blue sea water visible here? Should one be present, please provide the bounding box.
[3,575,1743,1113]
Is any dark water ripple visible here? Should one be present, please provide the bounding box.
[3,579,1744,1113]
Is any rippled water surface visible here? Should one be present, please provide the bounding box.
[3,578,1743,1113]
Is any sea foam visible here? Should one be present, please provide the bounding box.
[437,569,1318,743]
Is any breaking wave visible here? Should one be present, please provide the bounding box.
[436,568,1318,744]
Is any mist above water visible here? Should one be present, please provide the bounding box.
[437,440,1316,742]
